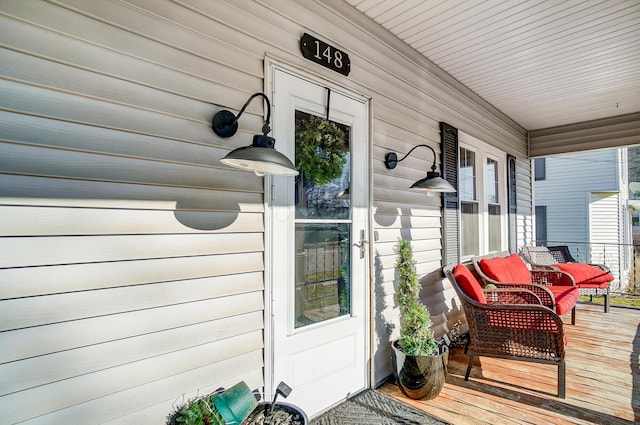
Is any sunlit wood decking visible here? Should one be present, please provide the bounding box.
[380,303,640,424]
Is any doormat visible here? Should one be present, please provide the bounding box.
[309,389,450,425]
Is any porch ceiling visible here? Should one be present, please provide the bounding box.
[347,0,640,133]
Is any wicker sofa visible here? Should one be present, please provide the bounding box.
[443,262,567,398]
[471,251,579,325]
[521,245,612,313]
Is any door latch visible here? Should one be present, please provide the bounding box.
[353,229,368,259]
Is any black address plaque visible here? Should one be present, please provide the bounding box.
[300,33,350,76]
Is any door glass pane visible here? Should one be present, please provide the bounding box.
[294,111,352,328]
[295,111,350,219]
[295,223,351,328]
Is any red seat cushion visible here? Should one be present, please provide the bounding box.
[548,286,580,316]
[453,264,487,303]
[553,263,613,288]
[480,254,532,283]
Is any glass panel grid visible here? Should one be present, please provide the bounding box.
[486,158,499,204]
[488,204,501,252]
[459,147,476,201]
[461,201,479,257]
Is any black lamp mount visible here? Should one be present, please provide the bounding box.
[384,144,455,193]
[212,93,298,176]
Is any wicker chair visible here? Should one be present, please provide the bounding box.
[472,251,579,325]
[443,263,567,398]
[521,246,611,313]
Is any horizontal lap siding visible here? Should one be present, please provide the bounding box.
[0,0,269,423]
[590,193,622,289]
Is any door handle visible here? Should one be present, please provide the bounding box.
[353,229,368,259]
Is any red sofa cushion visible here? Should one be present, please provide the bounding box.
[453,264,487,303]
[548,286,580,316]
[480,254,532,283]
[554,263,613,288]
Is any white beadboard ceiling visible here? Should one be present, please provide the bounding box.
[347,0,640,131]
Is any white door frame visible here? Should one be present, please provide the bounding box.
[263,58,373,413]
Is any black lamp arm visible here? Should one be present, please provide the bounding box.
[233,92,272,135]
[212,92,272,139]
[384,144,438,172]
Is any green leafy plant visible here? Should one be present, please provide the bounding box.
[395,238,438,357]
[295,115,346,186]
[166,393,224,425]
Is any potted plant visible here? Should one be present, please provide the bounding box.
[167,381,307,425]
[391,238,448,400]
[243,382,307,425]
[166,391,226,425]
[166,381,256,425]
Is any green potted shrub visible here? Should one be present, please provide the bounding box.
[166,392,225,425]
[167,382,307,425]
[391,238,448,400]
[166,381,256,425]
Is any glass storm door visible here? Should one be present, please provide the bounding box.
[270,67,369,417]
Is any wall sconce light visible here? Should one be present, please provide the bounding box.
[384,144,456,195]
[212,93,299,176]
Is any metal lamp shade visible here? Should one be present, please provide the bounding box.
[213,93,298,177]
[410,172,456,193]
[221,136,298,176]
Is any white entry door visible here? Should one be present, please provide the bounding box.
[269,67,370,417]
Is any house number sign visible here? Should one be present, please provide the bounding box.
[300,33,351,76]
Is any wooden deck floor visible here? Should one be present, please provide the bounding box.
[380,303,640,425]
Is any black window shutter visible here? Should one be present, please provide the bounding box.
[440,122,459,267]
[507,154,518,253]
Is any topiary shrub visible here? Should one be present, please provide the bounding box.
[395,238,438,357]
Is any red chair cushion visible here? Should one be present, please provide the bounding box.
[480,254,532,283]
[453,264,487,303]
[553,263,613,287]
[548,286,580,316]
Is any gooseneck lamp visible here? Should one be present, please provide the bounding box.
[384,144,456,195]
[212,93,299,176]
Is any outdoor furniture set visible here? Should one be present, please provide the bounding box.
[521,245,613,312]
[444,248,613,399]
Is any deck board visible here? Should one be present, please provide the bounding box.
[380,303,640,424]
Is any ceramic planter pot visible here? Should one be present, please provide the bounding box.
[391,341,448,400]
[243,401,308,425]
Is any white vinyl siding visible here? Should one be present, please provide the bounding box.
[0,0,528,421]
[534,149,630,291]
[534,150,620,244]
[1,1,269,423]
[590,192,624,290]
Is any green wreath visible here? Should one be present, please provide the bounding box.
[295,115,347,186]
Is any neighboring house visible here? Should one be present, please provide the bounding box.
[533,149,632,291]
[0,2,634,424]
